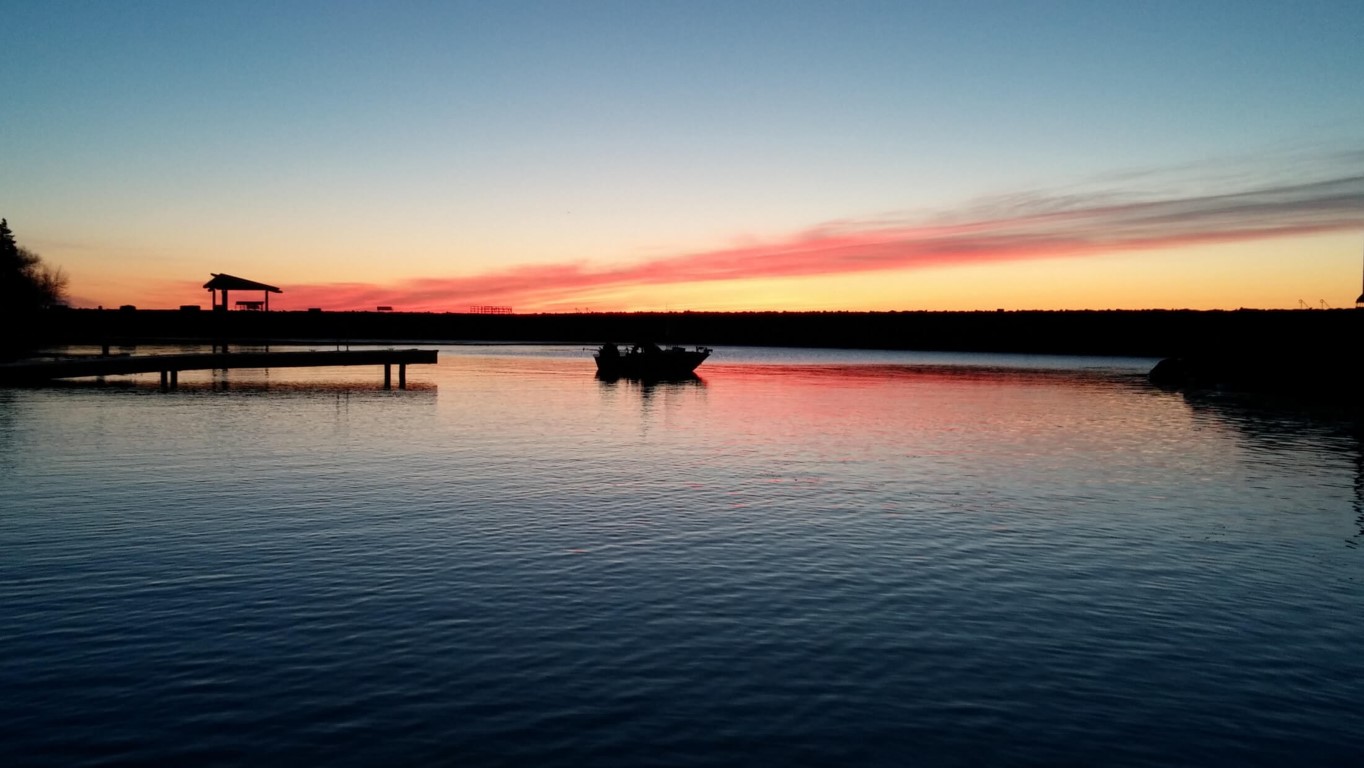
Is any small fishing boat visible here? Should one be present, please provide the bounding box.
[593,342,711,379]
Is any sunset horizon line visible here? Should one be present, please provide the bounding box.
[57,163,1364,314]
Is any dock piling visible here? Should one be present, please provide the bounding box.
[1,348,438,388]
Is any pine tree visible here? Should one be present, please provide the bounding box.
[1,218,70,358]
[0,218,67,312]
[0,218,18,267]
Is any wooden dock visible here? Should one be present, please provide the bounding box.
[0,348,439,389]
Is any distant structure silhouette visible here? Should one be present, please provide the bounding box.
[1357,241,1364,308]
[204,273,282,312]
[470,305,513,314]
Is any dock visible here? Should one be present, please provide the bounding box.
[0,348,439,389]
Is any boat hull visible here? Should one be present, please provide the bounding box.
[594,345,710,380]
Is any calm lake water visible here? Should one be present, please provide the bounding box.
[2,344,1361,766]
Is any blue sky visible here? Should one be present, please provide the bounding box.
[3,1,1363,310]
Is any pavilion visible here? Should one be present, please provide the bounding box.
[204,273,282,311]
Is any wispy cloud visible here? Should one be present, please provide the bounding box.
[151,164,1364,312]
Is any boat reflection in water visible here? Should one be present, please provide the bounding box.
[593,342,711,380]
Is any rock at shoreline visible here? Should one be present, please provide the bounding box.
[1150,354,1359,399]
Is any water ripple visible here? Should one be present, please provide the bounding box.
[1,346,1361,766]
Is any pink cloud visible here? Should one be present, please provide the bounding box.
[140,172,1364,311]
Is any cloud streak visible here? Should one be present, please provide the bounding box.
[181,170,1364,312]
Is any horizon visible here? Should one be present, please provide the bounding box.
[3,2,1363,312]
[55,305,1363,317]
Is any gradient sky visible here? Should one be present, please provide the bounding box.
[3,0,1363,312]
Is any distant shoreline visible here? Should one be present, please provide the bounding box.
[34,307,1361,359]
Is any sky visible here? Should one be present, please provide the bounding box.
[3,0,1363,312]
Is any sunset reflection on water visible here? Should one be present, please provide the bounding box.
[1,344,1360,766]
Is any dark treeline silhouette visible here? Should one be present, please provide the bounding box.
[1,219,68,359]
[36,306,1362,361]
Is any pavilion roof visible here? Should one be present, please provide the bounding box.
[203,273,282,293]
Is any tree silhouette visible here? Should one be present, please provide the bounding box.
[2,218,69,358]
[1,218,67,312]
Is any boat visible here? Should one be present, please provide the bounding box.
[593,342,711,379]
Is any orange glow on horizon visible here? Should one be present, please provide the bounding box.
[61,173,1364,312]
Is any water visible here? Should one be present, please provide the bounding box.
[2,345,1361,766]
